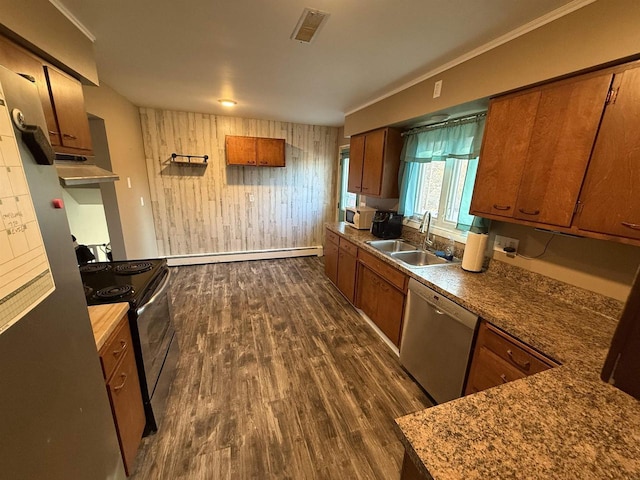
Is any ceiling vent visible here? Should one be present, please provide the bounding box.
[290,8,330,44]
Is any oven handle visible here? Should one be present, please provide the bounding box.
[136,269,171,317]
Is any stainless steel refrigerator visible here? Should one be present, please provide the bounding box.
[0,66,126,479]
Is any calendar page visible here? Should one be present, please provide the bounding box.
[0,81,55,334]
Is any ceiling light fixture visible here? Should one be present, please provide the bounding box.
[218,99,237,107]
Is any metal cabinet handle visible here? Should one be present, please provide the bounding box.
[507,349,531,370]
[362,186,369,192]
[518,208,540,216]
[62,133,77,139]
[112,340,127,358]
[49,130,60,136]
[621,222,640,230]
[113,373,128,392]
[500,374,508,383]
[493,204,511,211]
[259,161,268,165]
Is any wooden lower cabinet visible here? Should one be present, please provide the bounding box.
[356,251,407,346]
[100,314,145,476]
[400,451,429,480]
[465,320,558,395]
[336,237,358,303]
[357,265,405,345]
[324,235,339,285]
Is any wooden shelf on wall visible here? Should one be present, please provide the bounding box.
[170,153,208,166]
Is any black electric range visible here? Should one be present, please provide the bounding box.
[80,259,167,308]
[80,258,178,435]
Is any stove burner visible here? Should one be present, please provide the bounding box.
[95,285,134,300]
[83,285,93,297]
[115,262,153,275]
[79,264,111,274]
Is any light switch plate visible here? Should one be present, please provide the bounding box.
[433,80,442,98]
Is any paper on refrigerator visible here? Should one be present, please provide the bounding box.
[0,82,55,334]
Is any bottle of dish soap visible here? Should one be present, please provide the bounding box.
[444,237,455,261]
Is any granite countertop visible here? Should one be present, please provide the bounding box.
[87,302,129,349]
[326,222,640,479]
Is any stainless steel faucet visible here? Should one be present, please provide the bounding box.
[419,212,433,250]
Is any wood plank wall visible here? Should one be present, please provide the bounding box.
[139,108,339,256]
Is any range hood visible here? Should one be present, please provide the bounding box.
[55,154,119,186]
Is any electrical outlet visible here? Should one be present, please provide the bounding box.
[249,193,255,203]
[494,235,519,255]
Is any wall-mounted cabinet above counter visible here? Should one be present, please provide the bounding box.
[470,60,640,247]
[0,34,93,156]
[348,127,402,198]
[225,135,285,167]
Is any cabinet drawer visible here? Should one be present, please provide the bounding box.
[100,316,132,381]
[466,346,527,394]
[358,249,407,292]
[339,237,358,256]
[481,323,556,374]
[325,229,339,246]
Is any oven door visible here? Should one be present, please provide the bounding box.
[135,269,174,399]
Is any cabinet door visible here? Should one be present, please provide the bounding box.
[324,240,339,285]
[361,128,386,196]
[348,134,365,193]
[576,67,640,240]
[226,136,257,165]
[0,37,59,146]
[337,250,357,303]
[513,73,612,226]
[257,137,285,167]
[107,347,145,475]
[470,91,540,217]
[357,265,379,319]
[376,278,405,346]
[44,66,92,151]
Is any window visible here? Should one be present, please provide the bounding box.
[338,147,358,221]
[412,157,475,230]
[398,115,485,239]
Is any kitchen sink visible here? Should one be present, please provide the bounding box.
[389,250,451,267]
[366,239,419,253]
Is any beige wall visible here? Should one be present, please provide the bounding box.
[345,0,640,135]
[0,0,98,84]
[139,108,339,256]
[83,83,158,259]
[489,222,640,302]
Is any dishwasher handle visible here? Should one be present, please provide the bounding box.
[407,278,478,330]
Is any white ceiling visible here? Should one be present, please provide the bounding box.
[57,0,578,127]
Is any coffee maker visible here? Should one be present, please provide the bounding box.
[371,210,403,239]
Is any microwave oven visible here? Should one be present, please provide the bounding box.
[345,206,376,230]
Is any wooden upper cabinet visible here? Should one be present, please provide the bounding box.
[348,127,401,198]
[44,65,93,152]
[226,136,257,165]
[471,71,612,228]
[0,36,59,146]
[226,135,285,167]
[513,73,612,227]
[257,137,285,167]
[470,90,539,218]
[575,66,640,240]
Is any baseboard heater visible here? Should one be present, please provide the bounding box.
[166,246,324,267]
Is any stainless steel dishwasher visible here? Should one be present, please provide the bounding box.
[400,278,479,404]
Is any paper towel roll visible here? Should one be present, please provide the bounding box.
[462,232,488,272]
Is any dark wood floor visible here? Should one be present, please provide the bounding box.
[130,256,431,479]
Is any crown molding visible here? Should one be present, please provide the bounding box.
[345,0,597,117]
[49,0,96,42]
